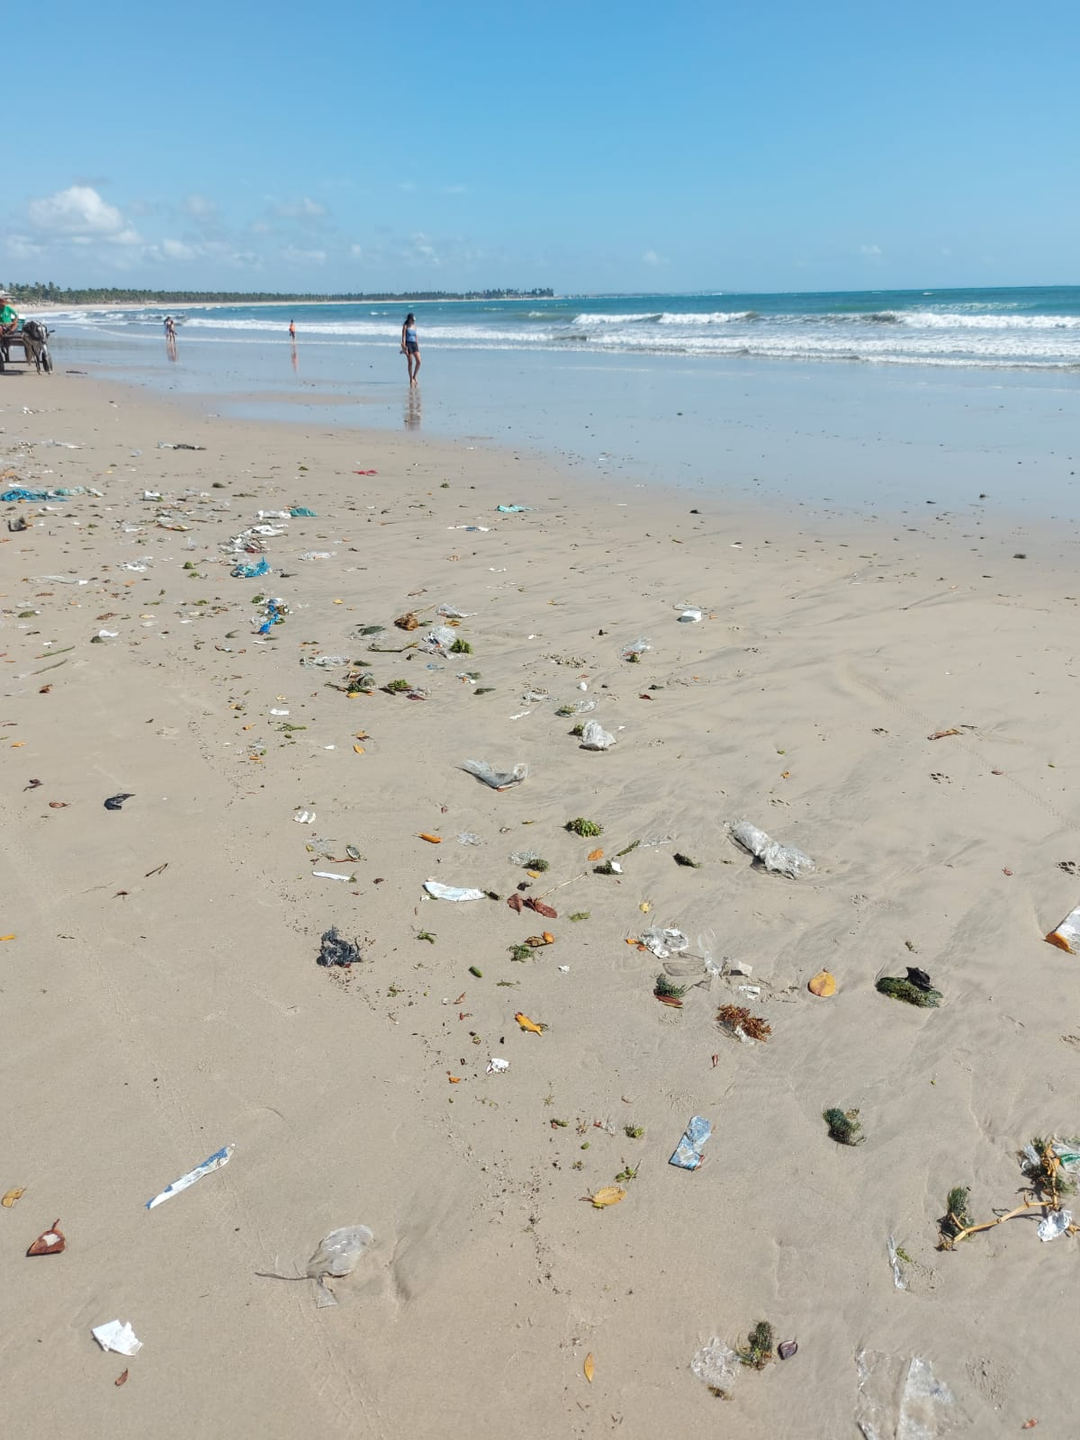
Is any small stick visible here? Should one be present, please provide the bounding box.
[535,870,588,901]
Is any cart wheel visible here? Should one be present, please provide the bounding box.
[40,346,52,374]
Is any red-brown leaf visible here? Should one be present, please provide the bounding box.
[525,897,557,919]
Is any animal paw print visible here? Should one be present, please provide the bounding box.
[930,772,950,784]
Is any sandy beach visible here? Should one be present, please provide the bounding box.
[2,371,1078,1438]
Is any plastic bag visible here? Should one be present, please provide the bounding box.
[580,721,616,751]
[437,603,475,618]
[622,636,652,659]
[423,880,487,902]
[640,927,689,959]
[855,1350,956,1439]
[461,760,529,791]
[306,1225,375,1308]
[232,556,271,578]
[730,820,814,878]
[690,1338,738,1393]
[421,625,456,654]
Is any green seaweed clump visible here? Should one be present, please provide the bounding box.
[508,944,533,962]
[566,817,603,837]
[653,973,686,1000]
[569,911,591,922]
[449,637,473,654]
[736,1321,774,1370]
[384,678,412,694]
[876,975,941,1007]
[823,1108,865,1146]
[938,1185,973,1247]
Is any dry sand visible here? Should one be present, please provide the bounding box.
[2,373,1077,1438]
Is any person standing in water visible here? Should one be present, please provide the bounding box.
[288,319,296,341]
[400,312,421,384]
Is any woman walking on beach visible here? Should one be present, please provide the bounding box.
[401,313,421,385]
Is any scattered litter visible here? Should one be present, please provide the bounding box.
[495,504,533,513]
[290,506,317,517]
[1045,902,1080,952]
[317,928,363,967]
[299,550,333,561]
[423,880,488,902]
[456,831,482,845]
[730,820,814,878]
[677,606,703,623]
[157,441,206,450]
[887,1237,909,1290]
[461,759,529,790]
[104,793,134,811]
[146,1145,234,1209]
[669,1115,711,1170]
[928,728,961,740]
[437,603,475,618]
[232,557,271,578]
[92,1321,143,1357]
[486,1057,510,1074]
[293,811,316,824]
[1038,1209,1073,1242]
[306,1225,375,1307]
[580,720,616,750]
[640,927,690,960]
[304,653,351,668]
[27,1219,65,1255]
[622,636,652,660]
[690,1338,739,1394]
[256,598,288,635]
[778,1340,798,1361]
[313,872,353,882]
[854,1350,956,1440]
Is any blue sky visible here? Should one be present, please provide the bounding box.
[7,0,1078,294]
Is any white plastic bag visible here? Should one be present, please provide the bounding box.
[580,720,616,751]
[306,1225,375,1308]
[461,759,529,790]
[730,820,814,878]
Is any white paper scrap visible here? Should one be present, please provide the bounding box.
[92,1320,143,1357]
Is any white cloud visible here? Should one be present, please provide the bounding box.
[273,197,327,219]
[4,235,42,261]
[183,193,217,219]
[28,185,126,237]
[642,249,667,266]
[282,246,327,265]
[859,243,882,256]
[161,238,197,260]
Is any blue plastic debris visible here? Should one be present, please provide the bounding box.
[1,486,92,502]
[290,506,317,517]
[256,597,287,634]
[495,504,534,513]
[232,556,271,579]
[669,1115,711,1171]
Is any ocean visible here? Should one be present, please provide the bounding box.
[40,285,1080,370]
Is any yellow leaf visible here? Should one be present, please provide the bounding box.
[588,848,604,862]
[583,1353,595,1383]
[1,1187,25,1208]
[588,1185,626,1209]
[515,1012,545,1036]
[0,934,15,942]
[639,899,652,913]
[418,833,442,843]
[808,969,837,997]
[353,745,366,754]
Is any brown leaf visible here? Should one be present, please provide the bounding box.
[583,1353,596,1383]
[928,728,960,740]
[586,1185,626,1208]
[418,833,442,843]
[48,801,69,808]
[27,1219,65,1255]
[394,611,420,630]
[507,894,525,913]
[587,848,604,861]
[115,1370,129,1387]
[525,897,557,919]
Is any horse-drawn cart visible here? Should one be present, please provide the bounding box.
[0,321,52,374]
